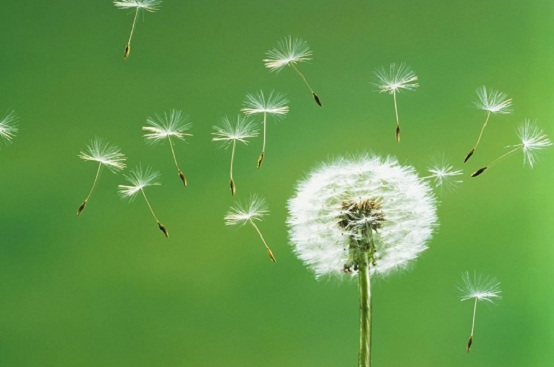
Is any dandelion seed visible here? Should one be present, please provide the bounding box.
[143,109,192,187]
[212,115,258,196]
[374,63,419,142]
[421,156,463,192]
[0,110,18,146]
[471,119,552,177]
[118,165,168,237]
[264,36,322,107]
[464,86,512,163]
[241,91,289,168]
[459,271,501,352]
[288,155,437,367]
[114,0,162,60]
[225,195,275,262]
[77,138,126,216]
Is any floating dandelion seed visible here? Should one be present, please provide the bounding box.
[241,91,289,168]
[114,0,162,60]
[288,155,437,367]
[0,110,18,146]
[77,138,126,216]
[464,86,512,163]
[264,36,322,107]
[212,115,258,196]
[459,272,501,352]
[374,63,419,142]
[118,165,168,237]
[143,109,192,188]
[471,120,552,177]
[225,195,275,262]
[421,156,463,191]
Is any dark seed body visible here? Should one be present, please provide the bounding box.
[178,170,187,187]
[464,148,475,163]
[230,178,236,196]
[157,222,169,238]
[395,126,401,143]
[312,92,322,107]
[471,167,487,177]
[77,200,87,216]
[257,152,264,169]
[467,335,473,352]
[124,43,131,60]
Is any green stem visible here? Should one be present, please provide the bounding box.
[358,250,371,367]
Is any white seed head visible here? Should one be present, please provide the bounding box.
[118,164,161,199]
[143,109,192,143]
[241,91,289,117]
[374,63,419,94]
[212,115,259,148]
[287,154,438,278]
[474,86,512,114]
[460,272,501,303]
[79,138,126,171]
[263,36,312,72]
[113,0,162,11]
[513,119,552,168]
[225,195,269,226]
[0,110,18,145]
[426,156,463,191]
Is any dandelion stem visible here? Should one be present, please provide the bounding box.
[249,219,276,262]
[290,63,321,106]
[230,140,237,195]
[141,188,159,223]
[124,7,140,60]
[358,249,371,367]
[466,112,491,162]
[78,162,102,216]
[392,91,400,142]
[486,146,520,168]
[168,136,187,187]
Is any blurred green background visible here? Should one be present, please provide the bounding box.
[1,0,553,366]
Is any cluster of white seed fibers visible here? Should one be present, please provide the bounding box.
[288,155,438,278]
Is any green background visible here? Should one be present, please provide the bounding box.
[1,1,553,366]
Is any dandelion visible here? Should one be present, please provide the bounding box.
[0,110,18,146]
[288,155,437,367]
[114,0,162,60]
[241,91,289,168]
[471,120,552,177]
[212,115,258,196]
[77,138,126,216]
[225,195,275,262]
[143,109,192,187]
[264,36,322,107]
[464,86,512,163]
[118,165,168,237]
[421,156,463,191]
[374,63,419,142]
[459,272,501,352]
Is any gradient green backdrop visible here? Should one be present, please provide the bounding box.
[1,1,553,366]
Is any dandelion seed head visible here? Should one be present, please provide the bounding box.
[113,0,162,12]
[287,154,438,278]
[241,91,289,117]
[513,119,552,168]
[225,195,269,226]
[374,63,419,94]
[118,165,161,199]
[0,110,18,145]
[143,109,192,143]
[264,36,312,72]
[474,86,512,114]
[79,138,126,171]
[212,115,259,148]
[460,272,501,303]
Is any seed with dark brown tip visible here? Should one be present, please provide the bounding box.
[312,92,322,107]
[178,170,187,187]
[230,178,236,196]
[395,126,401,143]
[77,200,87,216]
[471,167,487,177]
[157,222,169,238]
[466,335,473,352]
[464,148,475,163]
[123,43,131,60]
[267,248,276,262]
